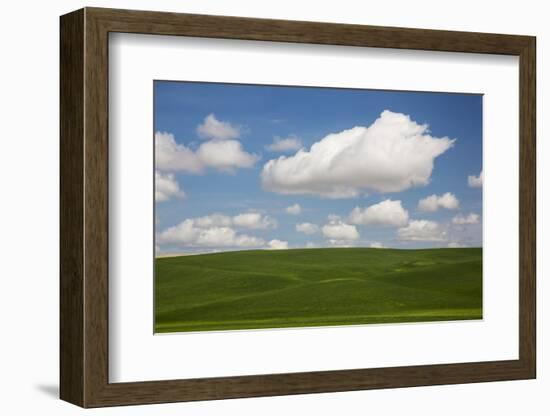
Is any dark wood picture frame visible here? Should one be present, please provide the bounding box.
[60,7,536,408]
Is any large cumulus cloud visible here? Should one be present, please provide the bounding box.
[261,110,455,198]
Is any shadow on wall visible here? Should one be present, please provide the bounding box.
[35,384,58,399]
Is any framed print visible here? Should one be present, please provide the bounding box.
[60,7,536,408]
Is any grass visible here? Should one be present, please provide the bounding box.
[154,247,482,333]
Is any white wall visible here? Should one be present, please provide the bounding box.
[0,0,545,414]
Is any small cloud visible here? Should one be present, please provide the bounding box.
[369,242,387,249]
[158,219,264,249]
[397,220,447,242]
[418,192,459,212]
[233,212,278,229]
[448,242,467,248]
[327,240,355,247]
[305,242,318,248]
[155,132,204,173]
[285,203,302,215]
[296,222,319,235]
[194,212,276,230]
[155,170,185,202]
[468,171,483,188]
[267,239,289,250]
[322,217,359,244]
[156,131,258,173]
[266,135,303,152]
[196,114,240,140]
[349,199,409,227]
[452,213,480,225]
[196,139,259,173]
[157,211,279,250]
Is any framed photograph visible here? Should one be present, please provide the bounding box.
[60,7,536,408]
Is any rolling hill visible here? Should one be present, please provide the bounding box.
[155,247,482,333]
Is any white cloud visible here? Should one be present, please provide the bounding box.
[232,212,277,229]
[266,135,302,152]
[418,192,460,212]
[322,217,359,243]
[397,220,447,242]
[305,242,318,248]
[196,114,240,140]
[296,222,319,235]
[155,132,204,173]
[452,213,480,225]
[285,203,302,215]
[261,110,455,198]
[194,213,233,228]
[196,139,259,172]
[468,171,483,188]
[157,211,281,250]
[267,239,289,250]
[155,131,258,173]
[349,199,409,227]
[155,171,185,202]
[327,240,355,247]
[448,242,467,248]
[369,242,387,248]
[193,212,276,230]
[158,220,264,248]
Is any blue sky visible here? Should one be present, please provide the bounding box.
[154,81,482,253]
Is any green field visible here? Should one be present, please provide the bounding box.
[155,247,482,333]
